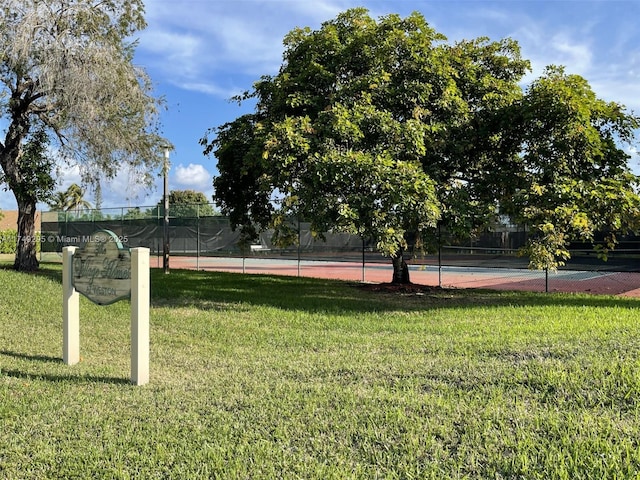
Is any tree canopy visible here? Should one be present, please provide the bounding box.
[204,8,639,283]
[506,66,640,268]
[154,189,218,218]
[0,0,166,270]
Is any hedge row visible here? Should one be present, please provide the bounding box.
[0,230,41,254]
[0,229,17,254]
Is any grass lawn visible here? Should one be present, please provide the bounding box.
[1,263,639,479]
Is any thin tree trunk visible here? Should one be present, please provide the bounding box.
[14,196,39,271]
[391,248,410,284]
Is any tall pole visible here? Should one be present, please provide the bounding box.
[163,147,170,274]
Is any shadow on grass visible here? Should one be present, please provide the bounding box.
[2,369,130,385]
[0,350,130,385]
[0,350,61,363]
[8,263,639,313]
[0,262,63,284]
[147,267,640,313]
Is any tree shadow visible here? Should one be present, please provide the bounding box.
[0,263,63,284]
[0,350,61,363]
[147,268,640,313]
[11,263,640,313]
[0,350,130,385]
[32,264,63,283]
[1,368,131,385]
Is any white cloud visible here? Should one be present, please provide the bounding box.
[287,0,356,24]
[137,0,361,97]
[174,163,211,191]
[55,163,83,190]
[593,79,640,112]
[511,23,592,79]
[177,81,243,98]
[549,33,592,74]
[138,2,283,95]
[140,30,202,76]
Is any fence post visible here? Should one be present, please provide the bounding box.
[297,217,301,277]
[362,237,366,283]
[545,268,549,293]
[196,204,200,270]
[438,223,442,288]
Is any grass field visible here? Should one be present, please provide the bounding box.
[1,263,640,478]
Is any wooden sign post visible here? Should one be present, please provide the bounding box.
[130,248,150,385]
[62,246,80,366]
[62,230,150,385]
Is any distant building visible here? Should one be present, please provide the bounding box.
[0,211,42,231]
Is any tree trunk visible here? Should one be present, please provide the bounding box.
[391,248,411,284]
[14,196,39,271]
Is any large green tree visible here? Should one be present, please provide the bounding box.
[205,8,639,283]
[204,8,529,283]
[0,0,166,271]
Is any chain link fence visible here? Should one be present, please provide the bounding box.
[39,205,640,294]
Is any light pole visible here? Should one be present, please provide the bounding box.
[163,146,170,274]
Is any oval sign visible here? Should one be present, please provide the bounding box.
[72,230,131,305]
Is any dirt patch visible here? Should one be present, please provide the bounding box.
[357,282,448,295]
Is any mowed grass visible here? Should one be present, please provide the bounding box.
[1,263,640,479]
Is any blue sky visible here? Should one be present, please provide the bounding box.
[2,0,640,211]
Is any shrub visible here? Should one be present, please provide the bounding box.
[0,229,17,254]
[0,230,41,254]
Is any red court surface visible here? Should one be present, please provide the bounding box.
[162,256,640,298]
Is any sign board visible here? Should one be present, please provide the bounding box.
[72,230,131,305]
[63,242,150,385]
